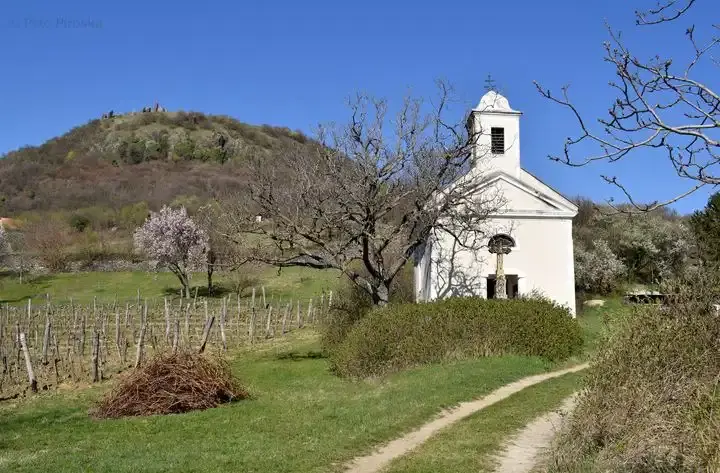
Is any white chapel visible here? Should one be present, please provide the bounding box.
[414,91,578,314]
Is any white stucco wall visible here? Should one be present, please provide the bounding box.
[416,215,577,316]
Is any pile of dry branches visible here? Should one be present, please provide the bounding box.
[92,351,247,418]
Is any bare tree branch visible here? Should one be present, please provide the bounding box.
[635,0,696,25]
[536,0,718,212]
[218,82,501,305]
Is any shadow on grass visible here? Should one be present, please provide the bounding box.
[0,271,55,286]
[161,284,234,299]
[0,296,35,304]
[0,403,87,429]
[0,272,59,304]
[275,350,326,361]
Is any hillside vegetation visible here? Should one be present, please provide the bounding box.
[0,110,316,213]
[571,198,691,294]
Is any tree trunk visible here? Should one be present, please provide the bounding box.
[373,282,390,307]
[172,267,191,299]
[207,249,216,296]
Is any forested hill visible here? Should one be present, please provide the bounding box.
[0,110,316,213]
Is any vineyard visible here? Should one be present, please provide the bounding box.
[0,287,333,398]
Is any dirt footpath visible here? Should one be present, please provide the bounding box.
[344,364,587,473]
[492,394,577,473]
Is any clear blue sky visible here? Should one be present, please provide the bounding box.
[1,0,715,214]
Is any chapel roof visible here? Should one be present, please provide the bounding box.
[474,91,520,114]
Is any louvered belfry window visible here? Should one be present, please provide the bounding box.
[491,127,505,154]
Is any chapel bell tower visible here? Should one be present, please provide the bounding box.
[468,91,523,178]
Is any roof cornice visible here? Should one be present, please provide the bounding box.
[488,210,577,219]
[470,109,523,116]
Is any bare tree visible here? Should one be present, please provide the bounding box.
[220,83,501,305]
[197,202,237,295]
[24,219,74,272]
[2,230,30,283]
[535,0,718,211]
[0,224,7,266]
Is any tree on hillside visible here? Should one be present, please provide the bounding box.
[220,83,501,306]
[689,192,720,264]
[134,206,208,298]
[575,239,627,294]
[0,225,31,283]
[196,202,238,295]
[535,0,718,210]
[0,224,7,263]
[24,219,74,272]
[572,197,691,289]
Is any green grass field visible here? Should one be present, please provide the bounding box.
[0,333,555,473]
[0,267,341,306]
[575,296,625,354]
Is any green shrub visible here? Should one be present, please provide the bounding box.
[69,213,91,232]
[321,263,414,352]
[546,273,720,473]
[229,272,261,297]
[70,206,118,231]
[118,202,150,229]
[118,135,147,164]
[330,297,582,378]
[173,138,196,160]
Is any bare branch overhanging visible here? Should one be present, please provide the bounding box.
[535,0,718,212]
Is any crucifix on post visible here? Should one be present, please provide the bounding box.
[488,234,515,299]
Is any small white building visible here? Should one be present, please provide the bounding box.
[414,91,578,315]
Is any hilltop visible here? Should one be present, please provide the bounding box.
[0,110,316,213]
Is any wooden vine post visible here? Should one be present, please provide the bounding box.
[164,297,171,342]
[91,330,101,382]
[265,306,273,338]
[281,303,289,335]
[134,302,148,369]
[41,315,51,365]
[220,297,228,351]
[198,316,215,354]
[19,333,37,393]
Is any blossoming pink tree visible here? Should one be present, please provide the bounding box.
[134,206,208,298]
